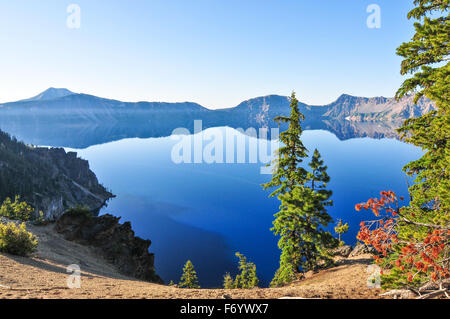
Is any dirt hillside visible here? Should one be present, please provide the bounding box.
[0,222,384,299]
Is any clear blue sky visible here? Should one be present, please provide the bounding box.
[0,0,415,109]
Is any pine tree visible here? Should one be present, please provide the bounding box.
[233,274,241,289]
[356,1,449,294]
[233,252,259,289]
[248,264,259,288]
[263,93,336,287]
[334,219,349,244]
[223,253,259,289]
[223,273,234,289]
[307,149,331,197]
[393,0,449,288]
[383,0,450,290]
[270,253,296,288]
[178,260,200,288]
[395,0,449,221]
[263,92,308,198]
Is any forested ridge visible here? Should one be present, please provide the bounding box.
[0,130,113,219]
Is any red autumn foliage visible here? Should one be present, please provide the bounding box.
[355,191,449,288]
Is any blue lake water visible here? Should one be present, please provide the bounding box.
[67,127,422,287]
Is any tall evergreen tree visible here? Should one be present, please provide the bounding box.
[263,92,308,197]
[395,0,449,219]
[356,1,449,294]
[178,260,200,288]
[386,0,449,289]
[263,92,336,287]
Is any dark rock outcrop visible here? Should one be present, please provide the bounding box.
[55,209,162,283]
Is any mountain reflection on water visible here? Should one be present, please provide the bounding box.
[0,116,401,149]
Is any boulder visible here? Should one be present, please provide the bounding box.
[331,245,352,257]
[349,241,376,257]
[379,289,417,299]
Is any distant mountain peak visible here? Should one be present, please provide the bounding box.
[334,93,359,102]
[19,88,75,102]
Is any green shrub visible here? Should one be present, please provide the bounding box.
[0,222,38,256]
[33,210,46,225]
[0,196,34,221]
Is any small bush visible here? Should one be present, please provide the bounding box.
[32,210,47,225]
[0,222,38,256]
[0,196,34,221]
